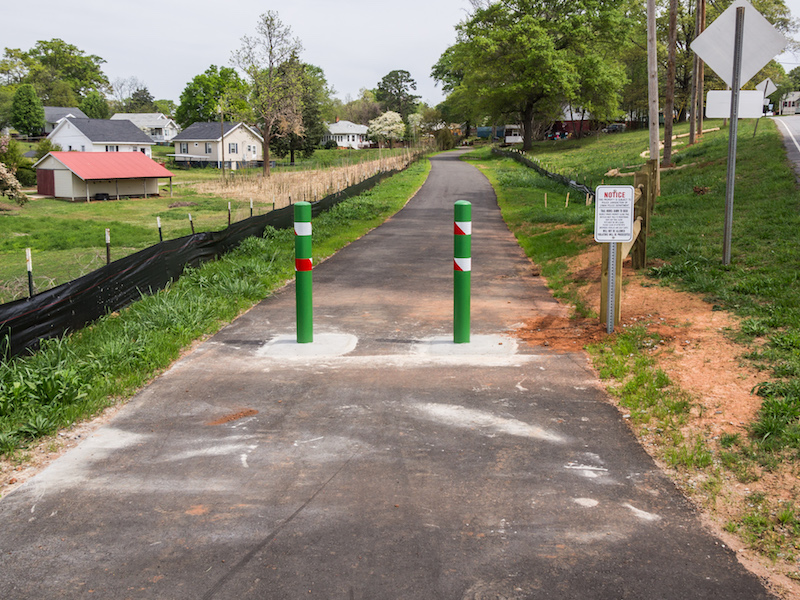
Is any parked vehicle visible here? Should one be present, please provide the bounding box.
[602,123,626,133]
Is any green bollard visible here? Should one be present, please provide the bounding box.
[454,200,471,343]
[294,202,313,343]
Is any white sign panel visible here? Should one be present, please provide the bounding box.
[756,77,778,97]
[594,186,635,243]
[691,0,787,88]
[706,90,765,118]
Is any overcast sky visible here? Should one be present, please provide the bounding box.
[4,0,800,108]
[3,0,473,106]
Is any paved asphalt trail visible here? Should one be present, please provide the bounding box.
[0,150,775,599]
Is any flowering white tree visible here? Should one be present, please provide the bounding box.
[0,135,27,205]
[368,111,405,148]
[0,162,25,205]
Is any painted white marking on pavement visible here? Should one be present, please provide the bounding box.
[413,402,564,442]
[623,503,661,522]
[573,498,600,508]
[240,454,249,468]
[168,443,253,462]
[565,463,608,471]
[293,437,324,446]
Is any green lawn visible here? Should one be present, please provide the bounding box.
[0,158,432,457]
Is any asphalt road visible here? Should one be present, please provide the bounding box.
[773,115,800,178]
[0,149,776,599]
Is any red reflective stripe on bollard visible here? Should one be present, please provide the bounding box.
[454,221,472,236]
[295,258,313,272]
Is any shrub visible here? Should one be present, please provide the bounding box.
[16,165,36,187]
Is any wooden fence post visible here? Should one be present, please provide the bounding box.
[632,166,650,270]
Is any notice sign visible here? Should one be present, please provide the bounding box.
[594,185,635,243]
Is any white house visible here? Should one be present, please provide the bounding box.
[43,107,88,134]
[47,118,154,157]
[322,120,369,149]
[170,122,263,167]
[110,112,180,143]
[780,91,800,115]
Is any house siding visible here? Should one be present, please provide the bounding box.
[173,126,261,164]
[49,121,153,157]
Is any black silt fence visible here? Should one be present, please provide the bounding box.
[0,170,397,359]
[492,148,595,201]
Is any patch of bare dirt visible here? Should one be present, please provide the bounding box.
[517,245,800,599]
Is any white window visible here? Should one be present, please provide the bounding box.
[180,142,188,153]
[105,145,118,152]
[205,143,212,154]
[228,142,238,154]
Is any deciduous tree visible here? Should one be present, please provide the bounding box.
[434,0,628,150]
[273,64,333,164]
[368,111,405,148]
[154,99,176,117]
[231,11,304,177]
[175,65,247,129]
[79,90,110,119]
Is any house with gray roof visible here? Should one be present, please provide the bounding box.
[43,107,89,134]
[171,122,263,168]
[322,120,369,149]
[110,112,180,143]
[47,118,155,157]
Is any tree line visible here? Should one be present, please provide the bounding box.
[0,14,444,180]
[2,0,798,183]
[432,0,797,151]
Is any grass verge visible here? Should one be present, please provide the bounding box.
[0,158,431,459]
[467,118,800,567]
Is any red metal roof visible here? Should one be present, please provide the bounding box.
[43,151,173,180]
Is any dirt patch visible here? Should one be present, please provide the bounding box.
[168,201,198,208]
[206,408,259,426]
[517,246,800,599]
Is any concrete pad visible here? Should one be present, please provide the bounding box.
[255,332,358,358]
[411,334,518,356]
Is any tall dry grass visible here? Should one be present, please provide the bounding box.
[194,148,427,211]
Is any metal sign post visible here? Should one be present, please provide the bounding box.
[723,6,745,266]
[595,186,635,334]
[691,0,787,265]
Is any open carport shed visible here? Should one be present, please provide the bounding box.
[34,151,173,201]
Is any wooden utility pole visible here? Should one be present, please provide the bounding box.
[697,0,706,136]
[220,106,226,182]
[689,0,699,145]
[647,0,661,190]
[663,0,678,166]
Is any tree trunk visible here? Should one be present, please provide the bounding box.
[663,0,678,167]
[697,0,706,137]
[521,103,534,151]
[263,136,271,178]
[290,146,295,166]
